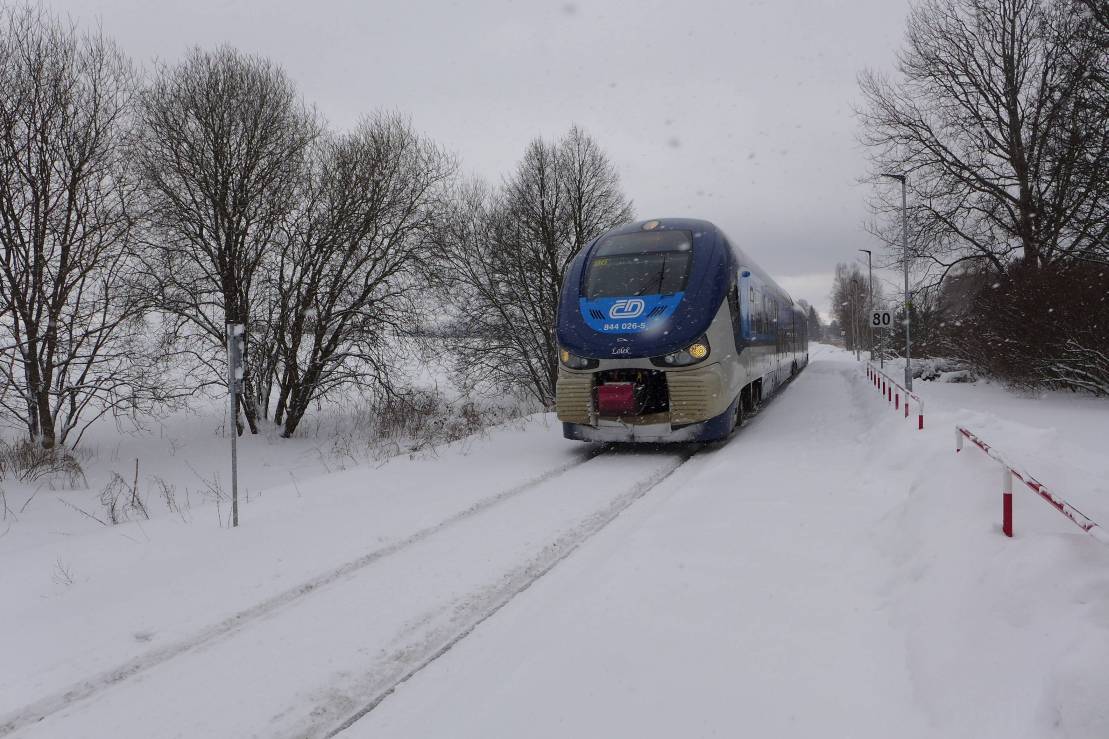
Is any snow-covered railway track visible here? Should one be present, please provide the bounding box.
[0,446,612,738]
[302,386,793,737]
[1,445,696,738]
[316,449,697,739]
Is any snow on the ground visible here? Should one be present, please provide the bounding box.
[0,414,577,720]
[911,365,1109,526]
[344,345,1109,739]
[1,344,1106,738]
[347,348,933,738]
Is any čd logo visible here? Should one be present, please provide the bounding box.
[609,299,645,319]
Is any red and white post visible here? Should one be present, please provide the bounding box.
[869,362,925,431]
[1002,467,1014,537]
[956,424,1108,543]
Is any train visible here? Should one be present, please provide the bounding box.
[555,218,808,443]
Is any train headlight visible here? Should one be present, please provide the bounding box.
[650,336,710,367]
[559,348,598,370]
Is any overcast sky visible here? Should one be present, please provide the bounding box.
[55,0,912,319]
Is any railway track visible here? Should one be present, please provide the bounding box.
[1,444,696,738]
[316,448,698,739]
[311,386,798,737]
[0,447,611,737]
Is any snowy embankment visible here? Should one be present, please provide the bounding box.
[1,344,1106,738]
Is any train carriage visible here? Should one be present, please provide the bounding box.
[555,218,808,443]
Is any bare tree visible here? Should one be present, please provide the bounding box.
[858,0,1109,283]
[135,46,317,434]
[1055,0,1109,266]
[269,113,455,437]
[0,6,164,449]
[829,263,870,352]
[1075,0,1108,32]
[432,127,632,406]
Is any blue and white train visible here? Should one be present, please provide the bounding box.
[555,218,808,443]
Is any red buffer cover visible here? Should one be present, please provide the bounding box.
[596,382,638,416]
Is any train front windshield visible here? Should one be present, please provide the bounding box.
[583,231,693,298]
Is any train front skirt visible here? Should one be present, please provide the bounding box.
[561,396,738,443]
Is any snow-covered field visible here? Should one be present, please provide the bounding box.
[2,344,1107,738]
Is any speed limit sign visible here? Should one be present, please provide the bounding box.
[871,310,893,329]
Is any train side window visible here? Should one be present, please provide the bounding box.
[728,282,741,343]
[771,299,779,350]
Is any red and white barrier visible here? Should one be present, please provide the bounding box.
[865,363,924,430]
[956,425,1109,543]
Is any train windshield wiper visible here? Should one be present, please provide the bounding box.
[655,253,668,294]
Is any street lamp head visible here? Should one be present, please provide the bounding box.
[880,172,906,182]
[858,248,872,256]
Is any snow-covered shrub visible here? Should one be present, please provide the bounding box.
[911,357,972,382]
[0,439,87,487]
[943,262,1109,395]
[98,471,149,524]
[1042,339,1109,396]
[297,387,535,468]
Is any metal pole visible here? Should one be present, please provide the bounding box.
[852,278,860,361]
[227,324,239,528]
[881,323,885,369]
[859,249,873,362]
[868,254,873,362]
[900,176,912,390]
[882,172,912,389]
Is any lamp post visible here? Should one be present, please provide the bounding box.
[881,172,912,390]
[858,248,873,363]
[852,278,861,361]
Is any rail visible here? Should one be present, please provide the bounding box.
[955,425,1108,543]
[866,362,924,429]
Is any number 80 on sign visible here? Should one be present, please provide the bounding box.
[871,310,893,328]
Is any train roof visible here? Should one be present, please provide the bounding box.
[614,218,795,304]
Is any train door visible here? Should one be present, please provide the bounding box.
[768,294,779,386]
[738,270,753,344]
[738,269,764,395]
[727,276,742,352]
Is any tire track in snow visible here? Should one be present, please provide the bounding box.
[0,446,610,738]
[314,449,698,739]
